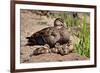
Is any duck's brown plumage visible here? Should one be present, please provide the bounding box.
[26,18,70,48]
[26,27,60,47]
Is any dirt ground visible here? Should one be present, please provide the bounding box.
[20,9,88,63]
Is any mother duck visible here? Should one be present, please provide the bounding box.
[26,18,70,48]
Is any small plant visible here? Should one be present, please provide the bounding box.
[75,16,90,58]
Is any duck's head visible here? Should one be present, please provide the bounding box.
[54,18,65,29]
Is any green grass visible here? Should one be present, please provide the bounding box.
[75,16,90,58]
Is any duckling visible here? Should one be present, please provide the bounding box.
[30,44,50,56]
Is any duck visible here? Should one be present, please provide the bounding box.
[26,18,70,48]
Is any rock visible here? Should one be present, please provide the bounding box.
[27,53,88,63]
